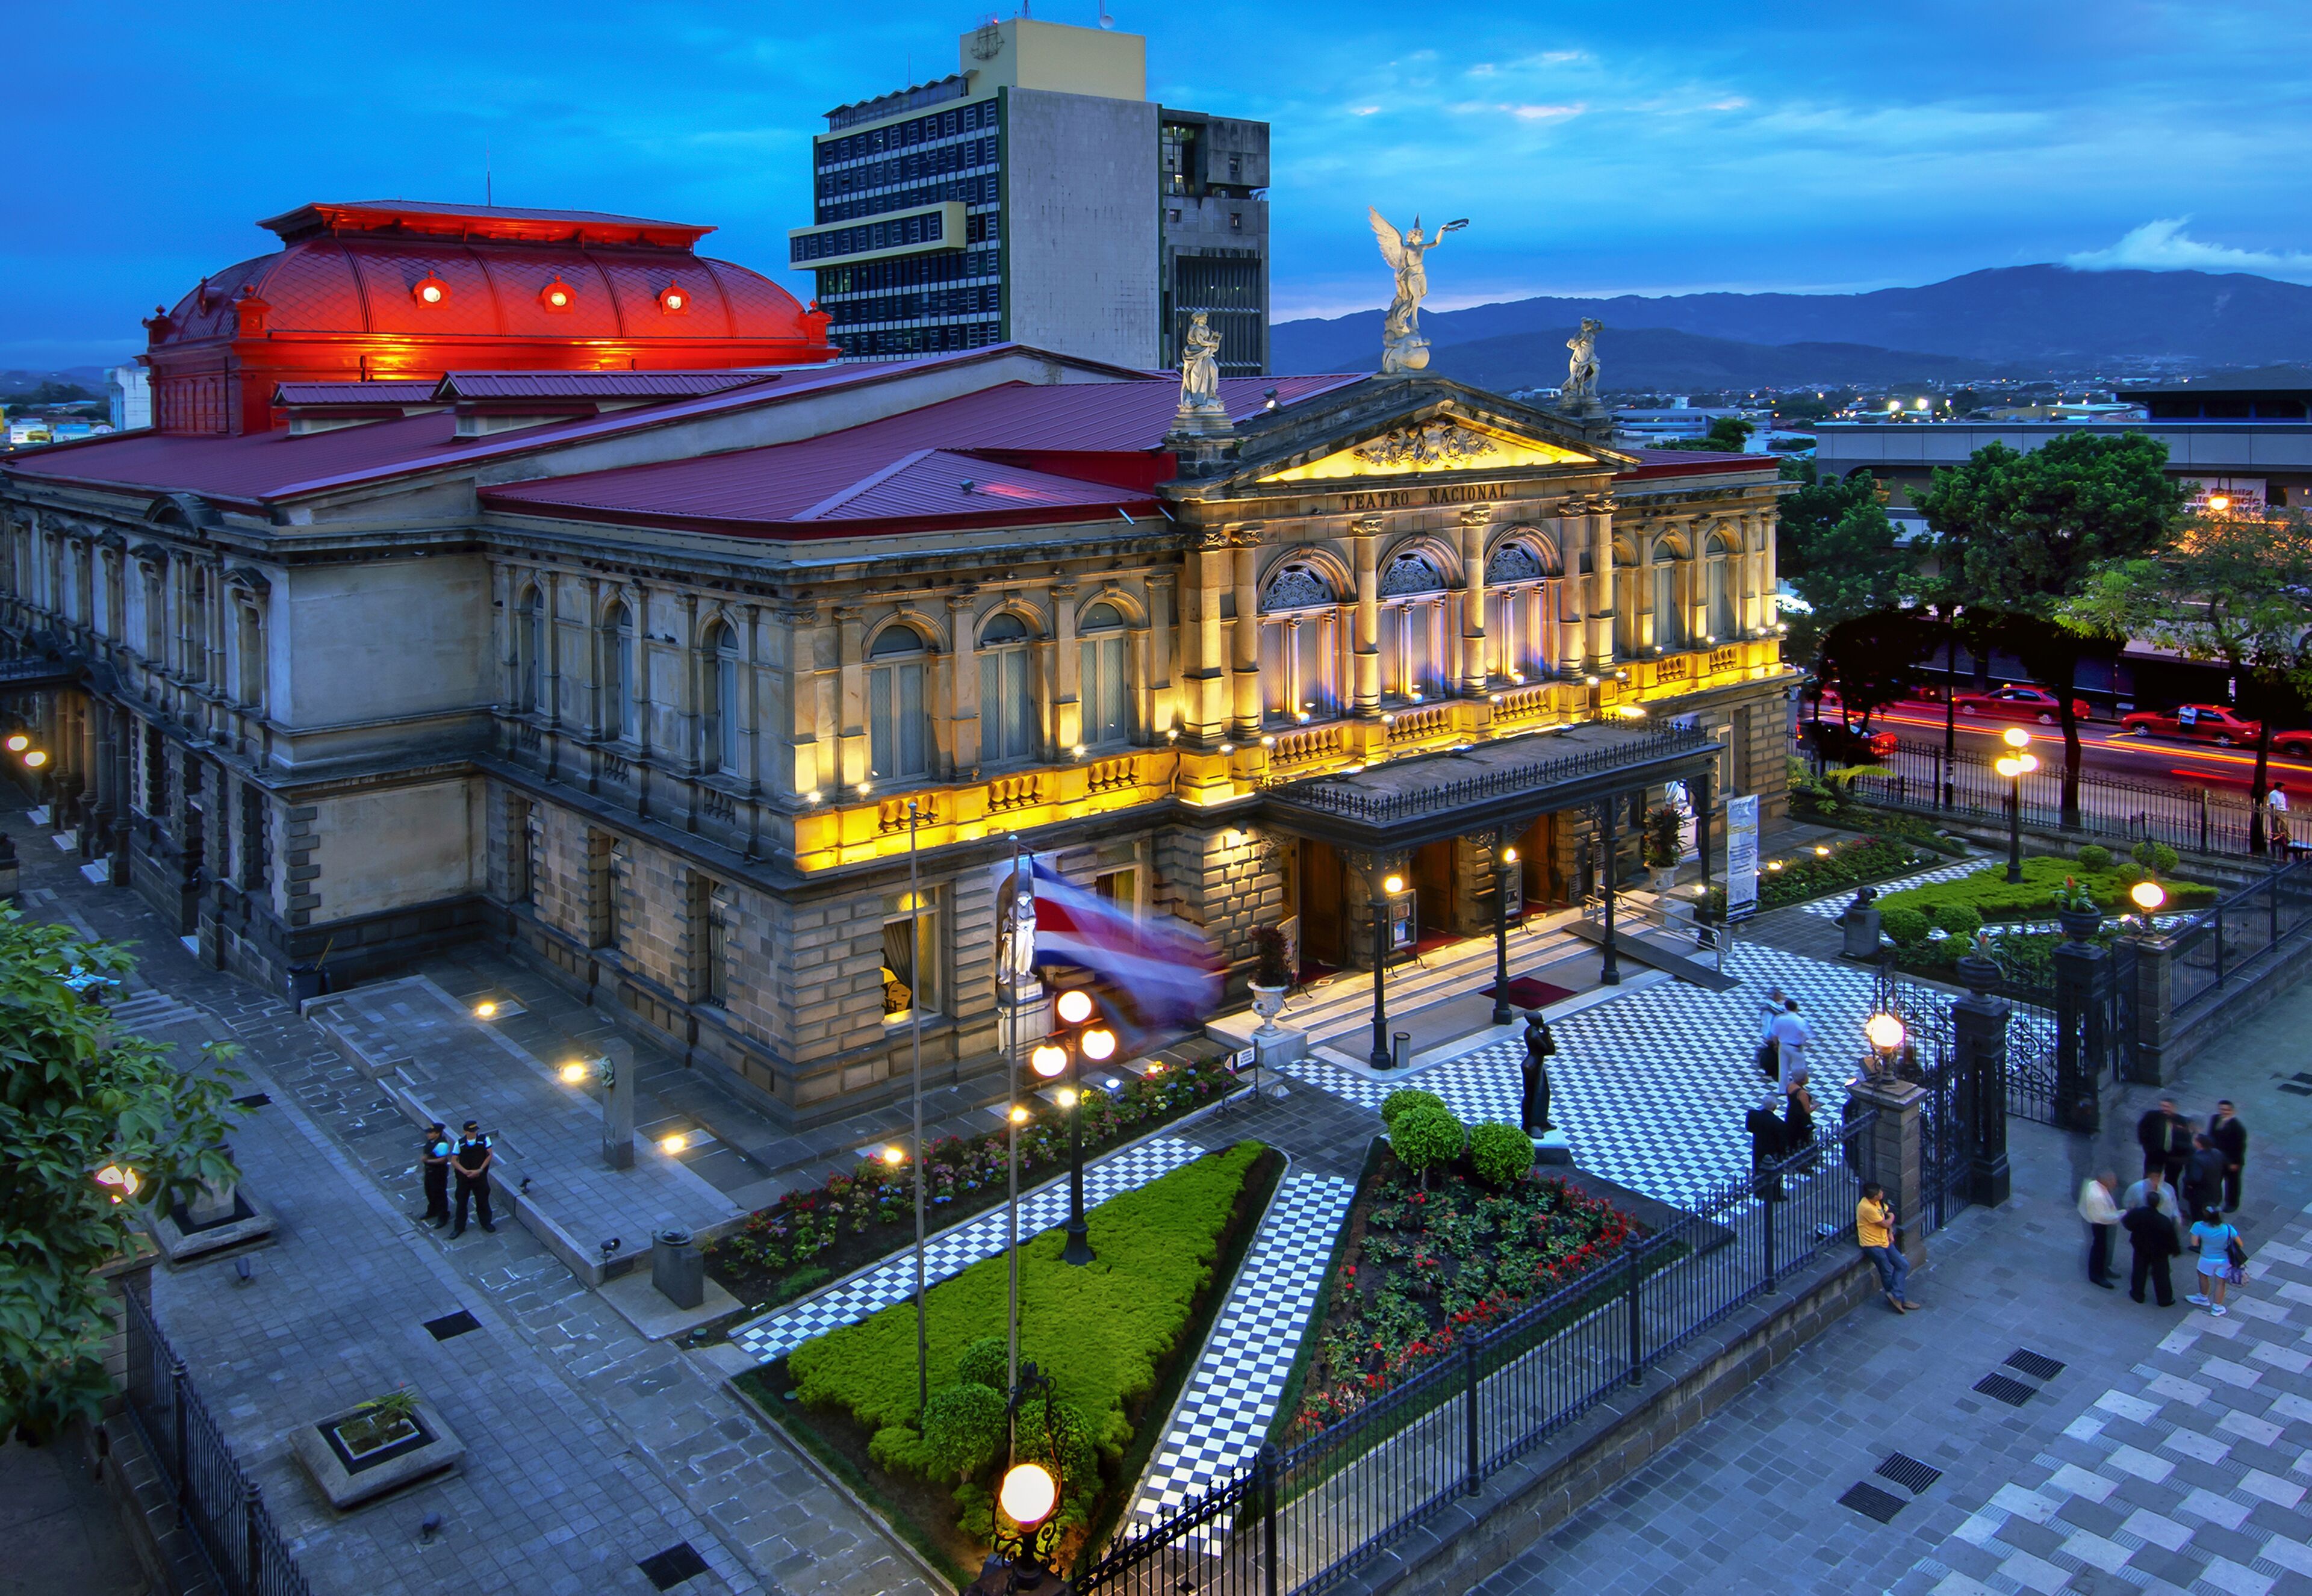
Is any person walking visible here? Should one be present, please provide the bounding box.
[2136,1097,2190,1185]
[1782,1079,1816,1166]
[449,1120,497,1237]
[2183,1132,2228,1229]
[2208,1101,2248,1213]
[1857,1182,1918,1313]
[1756,986,1786,1082]
[2079,1170,2120,1289]
[2186,1205,2242,1315]
[2267,781,2292,861]
[2123,1187,2183,1306]
[1769,998,1812,1095]
[419,1121,453,1229]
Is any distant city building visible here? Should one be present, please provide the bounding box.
[795,17,1269,374]
[107,364,151,431]
[1611,406,1767,450]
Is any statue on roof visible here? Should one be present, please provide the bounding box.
[1369,208,1468,375]
[1178,311,1224,412]
[1564,318,1603,401]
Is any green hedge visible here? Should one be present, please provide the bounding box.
[1874,855,2217,924]
[788,1140,1266,1527]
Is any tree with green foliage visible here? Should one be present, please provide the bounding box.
[0,915,243,1439]
[1774,462,1915,663]
[1658,415,1756,453]
[1915,432,2189,827]
[1390,1106,1465,1188]
[1815,609,1939,731]
[2060,510,2312,853]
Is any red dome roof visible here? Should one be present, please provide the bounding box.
[146,200,834,435]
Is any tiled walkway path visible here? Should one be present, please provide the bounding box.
[729,1135,1208,1363]
[1903,1203,2312,1596]
[1278,940,1884,1210]
[1125,1172,1357,1532]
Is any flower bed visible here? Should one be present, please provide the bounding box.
[706,1055,1235,1312]
[1284,1143,1638,1439]
[745,1141,1281,1582]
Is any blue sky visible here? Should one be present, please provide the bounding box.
[7,0,2310,369]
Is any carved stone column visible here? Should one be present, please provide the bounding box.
[1146,572,1176,738]
[1459,508,1490,696]
[737,602,763,795]
[1181,532,1231,745]
[833,604,867,789]
[1230,530,1263,742]
[1351,516,1382,717]
[947,591,980,772]
[1552,511,1583,675]
[1585,495,1617,671]
[774,606,821,798]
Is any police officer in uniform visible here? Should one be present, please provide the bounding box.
[450,1120,497,1237]
[420,1122,453,1228]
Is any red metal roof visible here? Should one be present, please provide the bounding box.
[259,200,714,250]
[1618,447,1774,480]
[271,381,439,406]
[430,371,778,402]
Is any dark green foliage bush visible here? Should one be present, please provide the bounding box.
[1379,1087,1448,1131]
[921,1381,1007,1481]
[2131,840,2180,875]
[1391,1107,1465,1184]
[1931,903,1983,939]
[1877,855,2214,922]
[954,1336,1008,1394]
[2077,844,2112,871]
[1880,906,1930,947]
[1467,1122,1535,1188]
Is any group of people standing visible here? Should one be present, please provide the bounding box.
[2079,1097,2251,1314]
[1746,987,1819,1177]
[418,1120,499,1237]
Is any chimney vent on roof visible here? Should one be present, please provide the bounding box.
[959,479,975,494]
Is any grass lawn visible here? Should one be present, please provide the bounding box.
[753,1139,1281,1579]
[1875,854,2216,924]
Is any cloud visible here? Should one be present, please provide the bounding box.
[1447,101,1585,122]
[2066,219,2312,283]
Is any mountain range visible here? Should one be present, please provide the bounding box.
[1272,266,2312,391]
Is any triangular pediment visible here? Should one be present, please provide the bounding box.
[1255,416,1596,485]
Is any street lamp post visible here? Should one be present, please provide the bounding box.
[907,799,927,1416]
[1597,797,1621,986]
[1490,842,1518,1026]
[1038,990,1112,1267]
[1370,868,1402,1069]
[1993,728,2038,885]
[2129,878,2166,933]
[1864,1010,1906,1081]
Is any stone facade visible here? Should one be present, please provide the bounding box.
[0,356,1792,1126]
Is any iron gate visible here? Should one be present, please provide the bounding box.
[1877,967,1971,1233]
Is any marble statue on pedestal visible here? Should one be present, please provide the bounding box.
[1169,311,1233,438]
[1368,208,1467,374]
[1564,317,1603,400]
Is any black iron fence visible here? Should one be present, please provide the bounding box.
[120,1288,313,1596]
[1840,738,2261,857]
[2167,857,2312,1018]
[1079,1114,1881,1596]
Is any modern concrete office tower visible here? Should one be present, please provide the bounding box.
[792,16,1269,374]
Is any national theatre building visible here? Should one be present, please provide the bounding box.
[0,200,1792,1127]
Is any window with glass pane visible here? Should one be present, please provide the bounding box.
[1653,562,1679,649]
[867,626,931,781]
[1079,604,1129,748]
[602,603,635,739]
[1293,616,1332,717]
[520,588,545,711]
[881,891,941,1017]
[701,622,738,772]
[1708,559,1736,639]
[978,613,1037,764]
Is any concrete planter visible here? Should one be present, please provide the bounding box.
[1248,983,1288,1039]
[2058,906,2105,942]
[291,1396,464,1509]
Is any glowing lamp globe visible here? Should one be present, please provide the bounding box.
[1030,1043,1068,1079]
[2002,726,2031,749]
[1000,1462,1057,1529]
[1080,1026,1117,1062]
[3,733,24,752]
[1995,756,2021,779]
[558,1061,588,1084]
[2130,881,2166,913]
[1054,989,1096,1027]
[1383,874,1405,895]
[1500,846,1518,865]
[1865,1013,1906,1052]
[881,1144,906,1167]
[23,750,48,768]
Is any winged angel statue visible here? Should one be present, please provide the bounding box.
[1369,208,1467,373]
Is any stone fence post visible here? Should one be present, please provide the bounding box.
[1846,1076,1925,1268]
[1954,954,2013,1208]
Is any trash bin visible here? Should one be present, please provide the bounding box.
[287,963,328,1004]
[651,1228,704,1309]
[1392,1031,1411,1070]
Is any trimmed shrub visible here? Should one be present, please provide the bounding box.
[2115,860,2147,886]
[1391,1106,1465,1185]
[1875,854,2215,923]
[1880,905,1931,947]
[921,1380,1007,1481]
[1468,1121,1535,1188]
[2131,841,2181,875]
[1379,1087,1448,1131]
[1931,903,1983,940]
[2077,844,2112,871]
[1009,1399,1098,1529]
[954,1336,1009,1394]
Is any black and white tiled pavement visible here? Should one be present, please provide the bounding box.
[1125,1172,1357,1534]
[1900,1200,2312,1596]
[1277,942,1885,1210]
[730,1136,1205,1363]
[1798,856,1986,916]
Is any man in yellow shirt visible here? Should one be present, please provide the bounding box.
[1857,1182,1918,1313]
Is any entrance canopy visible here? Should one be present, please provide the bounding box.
[1259,721,1719,852]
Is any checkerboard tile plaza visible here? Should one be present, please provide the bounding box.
[1126,1173,1356,1532]
[1277,942,1883,1209]
[1901,1198,2312,1596]
[731,1136,1205,1363]
[1798,855,1986,917]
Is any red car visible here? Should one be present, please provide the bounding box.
[2121,703,2312,757]
[1953,685,2093,725]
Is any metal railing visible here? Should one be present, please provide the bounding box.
[120,1289,314,1596]
[2166,855,2312,1017]
[1838,737,2261,856]
[1079,1114,1880,1596]
[1270,725,1716,825]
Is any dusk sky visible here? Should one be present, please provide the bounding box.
[7,0,2310,370]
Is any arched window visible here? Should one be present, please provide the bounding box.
[1377,550,1448,700]
[1079,603,1130,749]
[517,586,545,712]
[1258,560,1338,723]
[1651,543,1682,651]
[978,612,1037,765]
[1707,556,1736,642]
[868,624,933,781]
[1485,539,1555,682]
[601,601,636,740]
[701,620,738,772]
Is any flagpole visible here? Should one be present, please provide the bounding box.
[910,798,927,1419]
[1005,834,1022,1400]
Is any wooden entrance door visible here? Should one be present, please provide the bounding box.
[1298,839,1346,971]
[1412,840,1458,942]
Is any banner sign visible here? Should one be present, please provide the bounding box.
[1726,794,1760,921]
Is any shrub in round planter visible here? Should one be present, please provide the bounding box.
[1379,1087,1448,1132]
[2077,843,2112,871]
[1468,1121,1535,1188]
[1880,906,1931,948]
[1931,902,1983,940]
[1392,1105,1465,1187]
